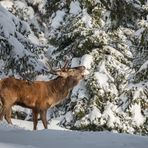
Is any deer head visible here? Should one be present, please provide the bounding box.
[48,59,86,81]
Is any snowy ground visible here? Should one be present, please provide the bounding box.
[0,119,148,148]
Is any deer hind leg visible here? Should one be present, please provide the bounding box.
[0,96,13,124]
[0,97,4,120]
[0,106,4,121]
[32,109,39,130]
[40,110,48,129]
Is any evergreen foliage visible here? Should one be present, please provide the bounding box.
[0,0,148,135]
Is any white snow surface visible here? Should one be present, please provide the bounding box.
[82,9,93,28]
[0,0,13,10]
[51,10,66,29]
[69,1,81,15]
[0,120,148,148]
[81,54,93,69]
[130,103,145,126]
[95,72,109,89]
[138,60,148,72]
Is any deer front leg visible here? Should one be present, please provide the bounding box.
[32,109,39,130]
[40,110,48,129]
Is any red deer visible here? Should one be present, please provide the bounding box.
[0,62,86,130]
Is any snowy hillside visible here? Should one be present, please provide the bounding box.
[0,120,148,148]
[0,0,148,136]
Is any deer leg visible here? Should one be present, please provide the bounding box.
[0,104,12,124]
[32,109,38,130]
[40,110,48,129]
[0,106,4,121]
[0,98,4,121]
[5,107,12,124]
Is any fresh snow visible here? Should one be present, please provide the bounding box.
[71,57,80,67]
[95,0,101,4]
[0,6,16,38]
[51,10,66,29]
[0,120,148,148]
[82,9,93,28]
[88,106,102,122]
[69,1,81,15]
[81,54,93,69]
[11,118,66,131]
[102,103,120,128]
[138,60,148,72]
[0,0,13,10]
[130,103,145,126]
[95,72,109,89]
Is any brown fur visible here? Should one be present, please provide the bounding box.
[0,66,86,130]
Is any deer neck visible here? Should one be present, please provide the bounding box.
[46,76,80,108]
[57,76,79,92]
[47,77,71,101]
